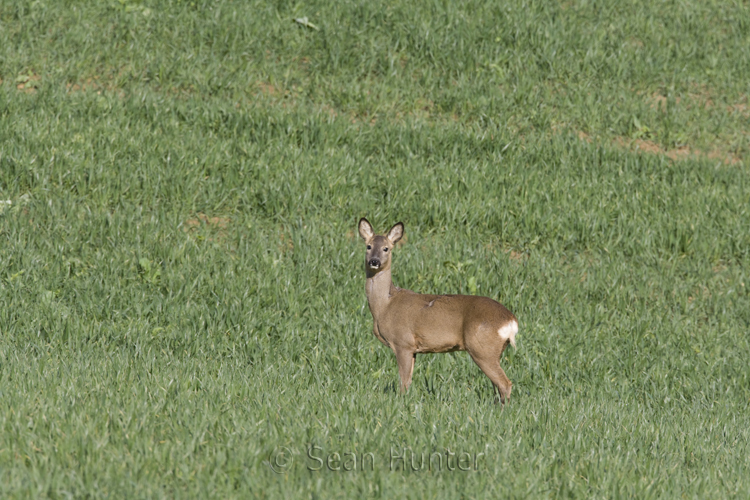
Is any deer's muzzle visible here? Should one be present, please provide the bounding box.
[368,258,381,268]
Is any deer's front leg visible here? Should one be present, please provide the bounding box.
[394,348,416,393]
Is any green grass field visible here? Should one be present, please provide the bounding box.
[1,0,749,497]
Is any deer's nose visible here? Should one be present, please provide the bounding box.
[368,259,381,268]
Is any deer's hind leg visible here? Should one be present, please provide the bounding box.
[470,355,513,404]
[466,330,513,404]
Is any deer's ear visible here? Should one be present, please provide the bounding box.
[358,218,374,241]
[387,222,404,244]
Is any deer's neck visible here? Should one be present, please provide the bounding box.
[365,268,397,319]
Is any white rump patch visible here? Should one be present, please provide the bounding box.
[498,320,518,349]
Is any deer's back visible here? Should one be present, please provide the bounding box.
[381,289,515,353]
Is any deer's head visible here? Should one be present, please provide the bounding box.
[358,218,403,277]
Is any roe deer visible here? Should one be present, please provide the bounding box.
[358,218,518,403]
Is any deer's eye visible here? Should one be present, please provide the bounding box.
[366,245,372,250]
[384,248,389,252]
